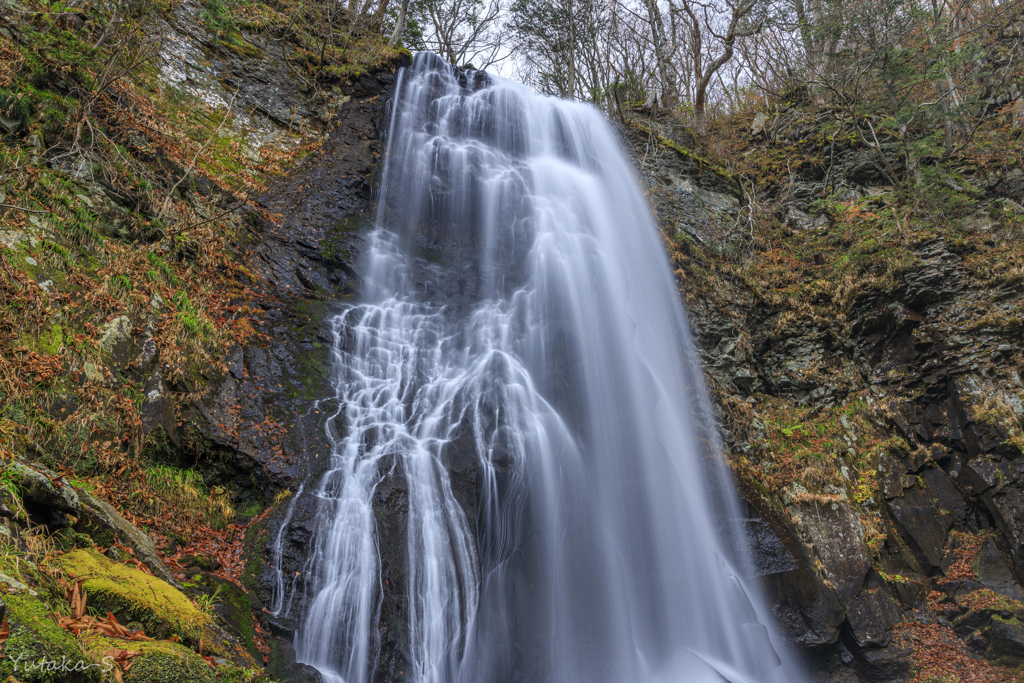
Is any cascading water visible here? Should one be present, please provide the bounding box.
[290,52,807,683]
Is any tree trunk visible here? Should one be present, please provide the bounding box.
[793,0,814,56]
[567,0,576,99]
[389,0,409,47]
[643,0,678,107]
[694,42,734,134]
[690,0,756,134]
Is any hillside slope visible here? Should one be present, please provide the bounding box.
[0,1,405,680]
[624,68,1024,680]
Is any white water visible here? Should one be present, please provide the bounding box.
[292,52,806,683]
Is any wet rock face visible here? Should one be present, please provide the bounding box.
[757,521,846,647]
[156,33,410,679]
[975,539,1024,601]
[375,64,530,314]
[372,460,412,681]
[887,482,954,574]
[622,120,744,252]
[232,74,1024,682]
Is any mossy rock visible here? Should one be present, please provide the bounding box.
[51,528,97,553]
[985,614,1024,667]
[18,322,64,355]
[183,555,221,572]
[0,591,101,682]
[3,559,69,609]
[190,573,257,659]
[81,638,270,683]
[213,663,276,683]
[81,636,263,683]
[52,549,253,665]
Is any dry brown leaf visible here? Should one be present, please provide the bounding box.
[70,578,87,619]
[0,617,11,656]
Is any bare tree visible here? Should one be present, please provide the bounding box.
[509,0,608,99]
[642,0,679,106]
[402,0,506,67]
[679,0,764,132]
[390,0,410,47]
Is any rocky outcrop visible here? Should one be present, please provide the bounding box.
[10,460,80,518]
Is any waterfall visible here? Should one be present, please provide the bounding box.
[293,52,806,683]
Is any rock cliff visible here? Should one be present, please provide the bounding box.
[625,105,1024,681]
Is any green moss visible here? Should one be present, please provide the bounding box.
[4,559,66,607]
[214,664,273,683]
[51,528,97,553]
[82,637,218,683]
[80,524,116,549]
[240,519,271,594]
[265,636,297,683]
[986,615,1024,668]
[82,638,270,683]
[34,323,63,355]
[626,119,738,189]
[52,549,221,653]
[0,592,101,682]
[319,216,371,263]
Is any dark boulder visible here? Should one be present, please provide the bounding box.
[921,467,969,524]
[986,616,1024,665]
[846,588,902,648]
[975,539,1024,601]
[877,454,907,500]
[745,494,847,647]
[284,662,325,683]
[886,481,953,573]
[140,366,179,447]
[794,501,871,603]
[964,455,1024,582]
[859,643,913,680]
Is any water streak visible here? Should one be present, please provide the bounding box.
[270,483,304,617]
[294,52,806,683]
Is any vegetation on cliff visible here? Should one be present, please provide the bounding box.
[0,0,402,678]
[612,1,1024,680]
